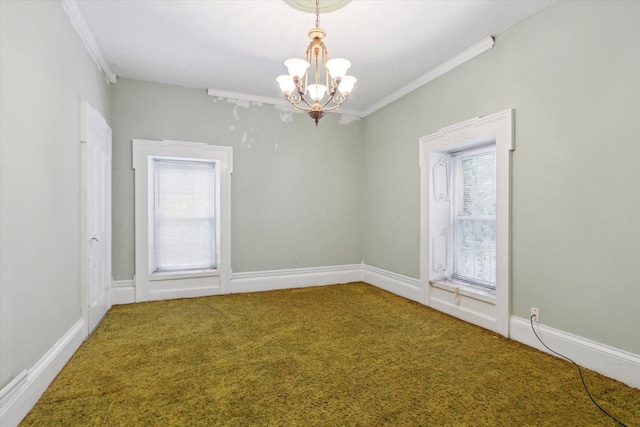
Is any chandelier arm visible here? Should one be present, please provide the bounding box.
[285,93,314,112]
[317,84,343,109]
[292,77,315,109]
[288,92,301,104]
[289,98,343,114]
[290,103,313,113]
[325,93,351,110]
[287,92,343,113]
[332,92,348,104]
[319,95,338,110]
[316,103,344,113]
[298,94,316,109]
[289,101,313,113]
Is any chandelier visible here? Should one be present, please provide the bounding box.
[276,0,357,125]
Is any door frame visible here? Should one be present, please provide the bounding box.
[80,100,112,337]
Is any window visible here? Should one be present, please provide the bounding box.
[133,139,232,302]
[152,159,217,273]
[451,146,496,289]
[420,110,513,336]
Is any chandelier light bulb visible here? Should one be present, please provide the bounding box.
[325,58,351,79]
[276,75,296,93]
[284,58,310,79]
[338,76,357,94]
[307,84,327,101]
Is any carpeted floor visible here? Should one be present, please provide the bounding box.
[21,282,640,426]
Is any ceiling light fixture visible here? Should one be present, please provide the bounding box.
[277,0,356,125]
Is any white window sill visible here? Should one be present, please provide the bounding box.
[430,279,496,304]
[149,269,220,281]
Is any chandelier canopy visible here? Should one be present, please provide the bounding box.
[276,0,356,125]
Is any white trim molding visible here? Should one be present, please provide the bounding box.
[207,88,285,108]
[231,264,363,293]
[60,0,117,83]
[112,279,135,305]
[362,264,421,303]
[0,320,85,427]
[510,316,640,389]
[363,37,494,117]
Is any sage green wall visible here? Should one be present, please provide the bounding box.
[362,1,640,354]
[0,1,111,388]
[111,79,363,280]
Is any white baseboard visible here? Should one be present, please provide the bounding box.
[0,319,85,427]
[112,279,135,305]
[510,316,640,389]
[363,264,421,303]
[230,264,363,293]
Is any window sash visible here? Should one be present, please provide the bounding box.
[451,146,496,289]
[152,159,217,273]
[452,218,496,288]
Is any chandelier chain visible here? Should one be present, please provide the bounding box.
[315,0,320,28]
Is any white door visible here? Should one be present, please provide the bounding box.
[82,101,112,334]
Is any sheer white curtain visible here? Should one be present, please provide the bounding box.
[153,159,216,272]
[452,148,496,288]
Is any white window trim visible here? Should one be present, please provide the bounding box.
[419,110,514,337]
[132,139,233,302]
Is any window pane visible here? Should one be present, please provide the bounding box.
[458,151,496,217]
[455,219,496,286]
[154,159,216,272]
[453,148,496,288]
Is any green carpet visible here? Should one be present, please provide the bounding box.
[21,283,640,426]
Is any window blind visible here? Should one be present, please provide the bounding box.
[153,159,216,272]
[453,148,496,288]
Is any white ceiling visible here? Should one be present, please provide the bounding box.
[71,0,554,115]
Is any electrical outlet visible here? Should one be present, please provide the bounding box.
[531,307,540,323]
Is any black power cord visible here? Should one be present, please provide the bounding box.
[529,315,629,427]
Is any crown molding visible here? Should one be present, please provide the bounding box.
[210,36,493,119]
[361,36,495,117]
[206,89,362,117]
[207,89,291,108]
[61,0,117,84]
